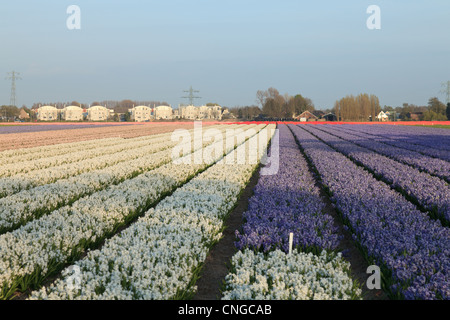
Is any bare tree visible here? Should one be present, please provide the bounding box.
[256,90,267,108]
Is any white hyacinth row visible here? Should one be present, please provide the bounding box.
[0,130,183,177]
[221,249,362,300]
[0,137,123,165]
[0,124,266,299]
[0,125,226,166]
[0,126,230,197]
[0,124,249,233]
[28,124,276,300]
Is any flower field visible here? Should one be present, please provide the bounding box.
[0,122,198,151]
[0,122,448,300]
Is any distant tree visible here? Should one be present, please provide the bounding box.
[423,110,448,121]
[267,87,280,100]
[447,103,450,120]
[256,90,267,109]
[0,105,20,121]
[21,105,31,114]
[290,94,314,116]
[70,101,83,107]
[229,105,261,120]
[120,99,135,109]
[428,97,446,116]
[256,88,315,119]
[369,94,381,121]
[333,93,380,122]
[263,97,284,118]
[397,103,426,120]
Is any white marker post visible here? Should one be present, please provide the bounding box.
[288,233,294,255]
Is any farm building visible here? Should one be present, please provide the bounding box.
[407,112,424,121]
[295,111,319,122]
[131,106,152,122]
[19,108,30,120]
[376,111,389,122]
[322,113,338,121]
[61,106,84,121]
[87,105,109,121]
[37,106,58,121]
[312,110,325,118]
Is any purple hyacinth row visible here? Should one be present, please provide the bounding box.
[300,125,450,224]
[343,125,450,162]
[314,125,450,182]
[363,124,450,151]
[235,124,341,254]
[289,124,450,300]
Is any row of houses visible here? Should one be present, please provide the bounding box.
[293,110,400,122]
[35,104,224,121]
[36,105,111,121]
[131,105,223,121]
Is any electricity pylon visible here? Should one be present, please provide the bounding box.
[6,71,21,107]
[182,86,201,106]
[440,81,450,104]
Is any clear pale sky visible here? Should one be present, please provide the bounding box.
[1,0,450,109]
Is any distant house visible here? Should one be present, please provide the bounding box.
[376,111,389,122]
[61,106,83,121]
[294,111,318,122]
[323,113,337,121]
[222,108,236,120]
[387,111,399,121]
[37,106,58,121]
[178,105,222,120]
[154,105,173,120]
[87,105,109,121]
[19,108,30,120]
[130,106,152,122]
[312,110,325,119]
[179,105,197,120]
[408,112,423,121]
[172,109,180,119]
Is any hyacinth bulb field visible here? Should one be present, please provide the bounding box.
[0,122,448,300]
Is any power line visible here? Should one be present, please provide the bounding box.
[5,71,21,107]
[182,86,201,106]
